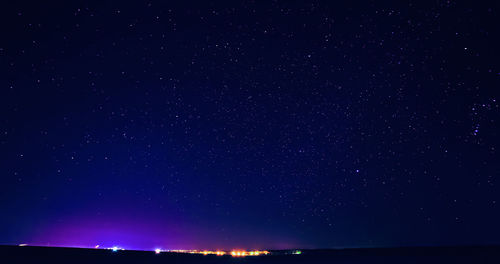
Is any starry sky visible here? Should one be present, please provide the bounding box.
[1,0,499,251]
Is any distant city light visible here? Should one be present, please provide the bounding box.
[155,248,161,254]
[166,249,269,257]
[95,245,99,249]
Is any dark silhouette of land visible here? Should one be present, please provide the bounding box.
[1,245,499,263]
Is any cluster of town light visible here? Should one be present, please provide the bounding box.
[165,249,269,257]
[230,250,269,257]
[99,246,283,257]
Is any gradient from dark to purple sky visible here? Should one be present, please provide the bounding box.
[1,0,499,250]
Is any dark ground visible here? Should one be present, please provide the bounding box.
[1,245,499,264]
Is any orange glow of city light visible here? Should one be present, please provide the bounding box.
[166,249,269,257]
[229,250,259,257]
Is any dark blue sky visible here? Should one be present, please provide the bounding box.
[1,0,499,250]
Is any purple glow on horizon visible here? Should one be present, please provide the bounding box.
[23,212,303,251]
[28,222,190,250]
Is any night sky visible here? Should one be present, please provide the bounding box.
[1,0,499,251]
